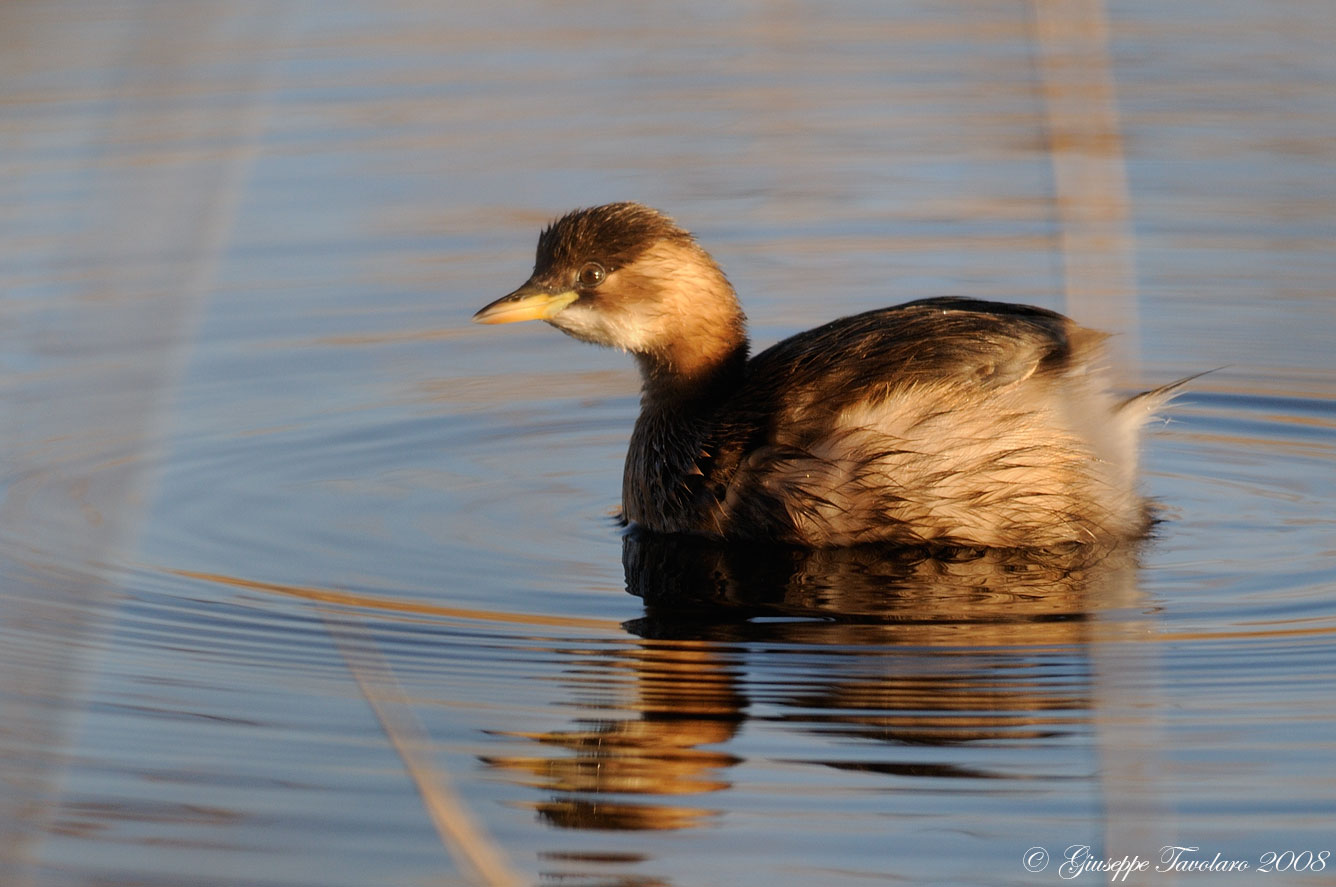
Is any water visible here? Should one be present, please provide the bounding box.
[3,1,1334,885]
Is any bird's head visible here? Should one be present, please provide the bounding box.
[475,203,746,387]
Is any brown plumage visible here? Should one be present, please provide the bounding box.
[475,202,1187,549]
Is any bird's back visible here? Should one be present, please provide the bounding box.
[681,298,1160,548]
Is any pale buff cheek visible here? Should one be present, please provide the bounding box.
[623,243,737,320]
[547,301,659,352]
[548,247,737,361]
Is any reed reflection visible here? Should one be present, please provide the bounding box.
[489,533,1144,835]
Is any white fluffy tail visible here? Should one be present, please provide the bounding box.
[1117,369,1217,423]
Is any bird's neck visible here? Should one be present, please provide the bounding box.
[623,344,746,534]
[605,237,748,403]
[635,336,748,405]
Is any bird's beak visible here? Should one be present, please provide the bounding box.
[473,280,578,325]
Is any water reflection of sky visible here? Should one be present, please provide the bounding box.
[2,0,1334,885]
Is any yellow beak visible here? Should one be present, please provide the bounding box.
[473,282,578,325]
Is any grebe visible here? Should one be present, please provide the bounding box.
[475,202,1184,548]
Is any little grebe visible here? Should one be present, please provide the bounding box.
[475,203,1185,548]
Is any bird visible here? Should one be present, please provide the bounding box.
[474,202,1188,549]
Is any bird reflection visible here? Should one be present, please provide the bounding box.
[624,529,1138,643]
[486,533,1144,838]
[482,636,745,830]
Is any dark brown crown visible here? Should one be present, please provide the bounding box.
[534,203,692,275]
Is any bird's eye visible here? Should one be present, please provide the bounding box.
[577,262,606,288]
